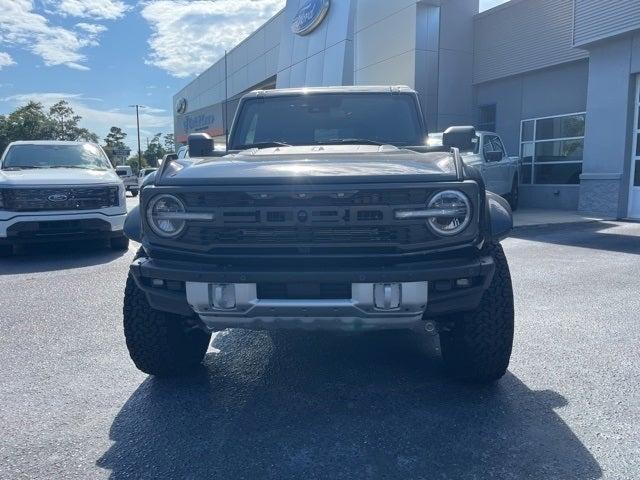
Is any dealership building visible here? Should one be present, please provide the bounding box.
[173,0,640,219]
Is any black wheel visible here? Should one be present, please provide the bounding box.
[440,243,514,384]
[0,245,13,257]
[110,235,130,251]
[507,178,519,211]
[123,263,211,376]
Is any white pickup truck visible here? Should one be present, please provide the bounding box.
[115,165,139,197]
[428,131,520,210]
[0,141,128,256]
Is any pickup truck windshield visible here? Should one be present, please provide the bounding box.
[230,93,425,150]
[2,144,112,170]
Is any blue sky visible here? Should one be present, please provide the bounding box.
[0,0,506,150]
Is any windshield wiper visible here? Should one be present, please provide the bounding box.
[318,138,385,146]
[239,141,291,150]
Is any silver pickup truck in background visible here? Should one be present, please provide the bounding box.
[428,131,520,210]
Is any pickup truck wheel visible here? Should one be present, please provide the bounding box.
[507,178,519,211]
[110,235,130,251]
[123,272,211,376]
[439,243,514,384]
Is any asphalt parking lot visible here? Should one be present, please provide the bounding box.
[1,200,639,479]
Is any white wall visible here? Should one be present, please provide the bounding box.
[276,0,357,88]
[354,0,476,130]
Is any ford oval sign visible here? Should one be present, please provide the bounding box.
[291,0,330,36]
[176,98,188,115]
[48,194,68,202]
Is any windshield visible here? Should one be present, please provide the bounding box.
[2,144,112,170]
[230,93,425,150]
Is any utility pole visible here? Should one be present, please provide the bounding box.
[129,104,143,164]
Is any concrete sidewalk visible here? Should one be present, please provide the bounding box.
[513,209,613,228]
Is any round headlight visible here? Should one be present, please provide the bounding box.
[147,194,186,238]
[427,190,472,236]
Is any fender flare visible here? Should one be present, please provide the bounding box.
[485,191,513,242]
[124,205,143,243]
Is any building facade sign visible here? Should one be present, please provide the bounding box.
[174,103,224,144]
[176,98,188,114]
[291,0,330,36]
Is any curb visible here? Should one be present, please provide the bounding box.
[512,218,614,232]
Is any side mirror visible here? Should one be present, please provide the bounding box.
[188,133,214,157]
[442,126,476,151]
[485,151,503,162]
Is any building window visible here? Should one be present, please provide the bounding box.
[519,113,586,185]
[478,104,496,132]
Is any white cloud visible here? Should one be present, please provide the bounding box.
[0,52,16,70]
[0,0,110,70]
[2,93,173,150]
[141,0,285,78]
[76,22,108,36]
[44,0,130,20]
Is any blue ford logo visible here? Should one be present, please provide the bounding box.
[291,0,330,36]
[297,210,309,223]
[176,98,188,115]
[48,194,68,202]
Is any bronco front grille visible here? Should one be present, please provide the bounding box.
[147,183,480,257]
[181,225,433,246]
[181,189,430,208]
[1,186,119,212]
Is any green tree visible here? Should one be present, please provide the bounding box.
[48,101,99,143]
[143,133,166,168]
[4,101,54,140]
[49,100,81,141]
[126,153,147,174]
[0,115,8,156]
[0,100,99,156]
[163,133,175,153]
[103,127,128,166]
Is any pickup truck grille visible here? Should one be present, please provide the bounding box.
[1,186,119,212]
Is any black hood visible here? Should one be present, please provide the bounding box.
[156,145,457,186]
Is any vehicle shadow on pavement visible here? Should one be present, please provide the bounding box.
[0,240,130,275]
[512,221,640,255]
[97,329,602,480]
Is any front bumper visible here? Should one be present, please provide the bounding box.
[0,211,127,245]
[130,253,495,331]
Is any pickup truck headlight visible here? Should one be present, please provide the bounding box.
[426,190,472,236]
[146,194,187,238]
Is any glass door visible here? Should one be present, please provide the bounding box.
[629,75,640,219]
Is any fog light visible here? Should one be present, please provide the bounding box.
[211,284,236,310]
[152,279,165,287]
[455,278,472,288]
[374,283,401,310]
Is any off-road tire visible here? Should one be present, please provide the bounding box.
[123,253,211,376]
[507,178,519,211]
[440,243,514,383]
[110,235,130,251]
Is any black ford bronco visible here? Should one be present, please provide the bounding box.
[123,86,514,383]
